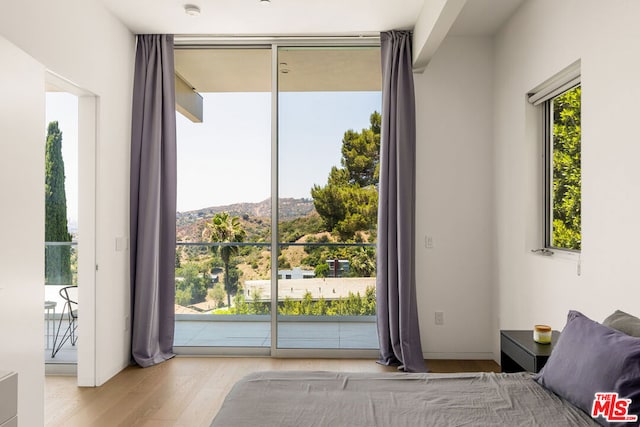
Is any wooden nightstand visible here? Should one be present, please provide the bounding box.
[500,330,560,373]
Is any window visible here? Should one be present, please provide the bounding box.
[529,61,581,253]
[544,85,581,251]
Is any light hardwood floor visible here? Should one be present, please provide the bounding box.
[45,357,500,427]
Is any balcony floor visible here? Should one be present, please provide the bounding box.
[45,318,78,365]
[174,317,378,349]
[44,317,378,368]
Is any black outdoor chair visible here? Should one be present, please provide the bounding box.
[51,285,78,358]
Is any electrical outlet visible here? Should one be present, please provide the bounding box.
[435,311,444,325]
[425,235,434,249]
[116,237,129,252]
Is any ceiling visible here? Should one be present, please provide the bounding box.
[99,0,524,37]
[448,0,525,36]
[101,0,525,110]
[100,0,425,36]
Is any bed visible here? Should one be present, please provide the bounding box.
[211,370,597,426]
[211,310,640,427]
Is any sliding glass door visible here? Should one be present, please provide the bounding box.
[173,41,380,354]
[174,48,272,349]
[276,46,381,350]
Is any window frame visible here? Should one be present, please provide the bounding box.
[528,60,581,255]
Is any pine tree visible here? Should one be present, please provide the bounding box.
[311,112,380,240]
[45,121,72,285]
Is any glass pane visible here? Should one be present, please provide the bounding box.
[276,46,381,349]
[45,91,79,363]
[551,85,581,251]
[174,48,272,347]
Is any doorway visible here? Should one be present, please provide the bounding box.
[44,72,97,385]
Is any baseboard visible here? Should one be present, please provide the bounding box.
[423,352,495,360]
[45,363,77,376]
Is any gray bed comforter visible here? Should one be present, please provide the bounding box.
[211,371,598,426]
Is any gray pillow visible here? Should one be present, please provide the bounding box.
[603,309,640,338]
[535,310,640,425]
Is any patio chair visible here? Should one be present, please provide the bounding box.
[51,285,78,358]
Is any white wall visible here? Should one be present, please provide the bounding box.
[0,35,46,427]
[493,0,640,358]
[0,0,134,403]
[414,36,495,359]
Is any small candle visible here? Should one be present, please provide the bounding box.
[534,325,552,344]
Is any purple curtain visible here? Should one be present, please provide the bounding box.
[376,30,427,373]
[130,34,177,367]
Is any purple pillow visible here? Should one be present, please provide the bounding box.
[535,310,640,425]
[603,310,640,338]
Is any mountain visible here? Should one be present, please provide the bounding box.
[177,198,314,224]
[176,198,316,242]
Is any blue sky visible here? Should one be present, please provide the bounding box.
[177,90,381,212]
[45,89,381,217]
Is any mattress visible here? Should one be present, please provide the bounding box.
[211,371,598,426]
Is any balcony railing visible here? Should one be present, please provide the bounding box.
[44,241,78,286]
[44,241,78,312]
[175,241,376,316]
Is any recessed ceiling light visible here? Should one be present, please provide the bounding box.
[260,0,271,4]
[184,4,201,16]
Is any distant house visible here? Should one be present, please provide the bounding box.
[278,267,315,280]
[326,259,349,278]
